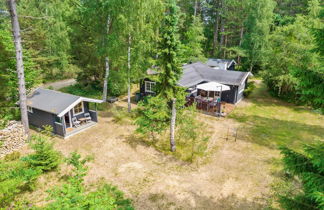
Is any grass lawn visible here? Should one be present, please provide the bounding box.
[27,80,321,209]
[229,81,324,150]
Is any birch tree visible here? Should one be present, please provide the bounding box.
[170,98,177,152]
[7,0,29,136]
[102,17,111,102]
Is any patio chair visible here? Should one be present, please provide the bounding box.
[72,117,81,127]
[84,113,91,123]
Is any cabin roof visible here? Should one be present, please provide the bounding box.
[206,58,236,69]
[178,62,250,87]
[26,88,102,117]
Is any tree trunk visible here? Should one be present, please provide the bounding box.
[102,17,110,102]
[223,34,228,58]
[212,0,220,56]
[219,0,225,55]
[127,35,131,113]
[170,98,176,152]
[102,57,109,101]
[194,0,198,17]
[219,17,225,54]
[7,0,29,137]
[238,24,244,64]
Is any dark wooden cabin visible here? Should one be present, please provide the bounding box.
[26,88,102,138]
[139,62,250,104]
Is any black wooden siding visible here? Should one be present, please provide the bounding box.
[28,101,98,137]
[139,78,243,104]
[28,108,59,134]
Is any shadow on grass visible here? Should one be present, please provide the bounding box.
[230,114,324,149]
[121,95,138,105]
[145,192,265,210]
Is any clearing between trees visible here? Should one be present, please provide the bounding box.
[22,82,323,209]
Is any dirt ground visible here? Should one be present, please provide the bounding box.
[51,99,280,210]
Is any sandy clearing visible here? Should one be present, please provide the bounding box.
[53,101,280,209]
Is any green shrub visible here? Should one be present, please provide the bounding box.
[4,151,21,161]
[0,160,41,207]
[244,81,256,97]
[135,96,170,141]
[22,135,61,172]
[45,152,133,209]
[41,125,54,137]
[107,70,128,97]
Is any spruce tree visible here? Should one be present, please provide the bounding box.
[158,0,182,101]
[279,142,324,209]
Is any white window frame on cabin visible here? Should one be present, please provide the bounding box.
[145,81,156,93]
[27,106,33,113]
[73,102,84,116]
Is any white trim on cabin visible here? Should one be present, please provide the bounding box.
[240,72,251,85]
[57,97,103,118]
[72,102,84,116]
[145,81,156,93]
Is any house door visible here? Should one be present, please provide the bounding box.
[64,112,71,128]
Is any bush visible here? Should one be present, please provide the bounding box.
[41,125,54,137]
[244,81,256,97]
[4,151,21,161]
[22,135,61,172]
[0,159,41,207]
[107,70,128,97]
[135,96,170,141]
[45,152,133,209]
[176,105,210,162]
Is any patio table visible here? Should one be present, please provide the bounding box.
[78,118,87,124]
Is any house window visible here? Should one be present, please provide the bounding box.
[145,81,156,93]
[73,102,84,115]
[27,106,33,113]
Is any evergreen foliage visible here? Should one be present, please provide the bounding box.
[180,16,206,63]
[241,0,276,72]
[262,0,324,111]
[22,135,61,172]
[0,135,59,207]
[46,152,133,209]
[157,0,183,101]
[279,142,324,209]
[135,96,170,141]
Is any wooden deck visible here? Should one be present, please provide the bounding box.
[65,121,97,138]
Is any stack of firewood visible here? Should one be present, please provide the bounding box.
[0,121,27,158]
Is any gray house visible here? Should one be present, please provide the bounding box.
[139,62,250,104]
[206,58,237,70]
[26,88,102,138]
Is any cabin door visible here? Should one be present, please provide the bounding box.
[64,112,72,128]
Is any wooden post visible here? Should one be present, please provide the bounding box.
[170,98,177,152]
[7,0,29,137]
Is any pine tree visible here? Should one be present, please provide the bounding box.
[279,142,324,209]
[181,16,206,63]
[23,135,61,172]
[242,0,275,72]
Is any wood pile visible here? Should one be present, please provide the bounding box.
[0,121,27,158]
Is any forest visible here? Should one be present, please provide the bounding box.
[0,0,323,122]
[0,0,323,209]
